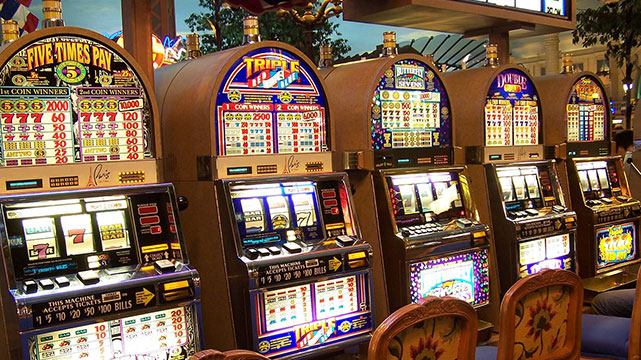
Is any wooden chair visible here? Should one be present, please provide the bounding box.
[187,349,271,360]
[476,268,584,360]
[581,265,641,360]
[368,296,478,360]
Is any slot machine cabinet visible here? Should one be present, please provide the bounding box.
[538,72,641,291]
[0,27,203,359]
[155,41,375,359]
[322,53,494,331]
[442,64,577,298]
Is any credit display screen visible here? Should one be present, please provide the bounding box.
[408,249,490,306]
[596,222,637,270]
[518,234,573,277]
[566,76,606,143]
[28,305,199,360]
[3,189,183,281]
[496,166,544,211]
[485,69,540,146]
[252,273,372,358]
[214,47,328,155]
[229,179,356,249]
[0,34,155,166]
[576,160,619,201]
[370,59,451,150]
[386,172,466,226]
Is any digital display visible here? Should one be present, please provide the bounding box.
[485,69,540,147]
[28,306,199,360]
[597,222,637,270]
[0,35,155,166]
[229,179,356,249]
[566,77,607,143]
[3,189,183,281]
[387,172,465,226]
[518,234,573,277]
[464,0,566,16]
[496,166,544,210]
[576,161,614,200]
[215,48,328,155]
[370,59,451,150]
[253,273,372,358]
[408,249,490,307]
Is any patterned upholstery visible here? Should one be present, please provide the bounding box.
[387,316,462,360]
[511,285,570,359]
[369,296,477,360]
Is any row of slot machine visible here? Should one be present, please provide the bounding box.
[0,13,639,360]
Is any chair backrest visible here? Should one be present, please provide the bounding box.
[368,296,478,360]
[496,268,583,360]
[628,266,641,360]
[187,349,271,360]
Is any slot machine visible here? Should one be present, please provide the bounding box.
[0,15,203,360]
[321,32,493,330]
[154,17,374,359]
[537,66,641,292]
[441,45,577,296]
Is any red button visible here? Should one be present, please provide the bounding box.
[150,225,162,234]
[137,205,158,215]
[321,190,336,199]
[323,199,338,207]
[140,215,160,225]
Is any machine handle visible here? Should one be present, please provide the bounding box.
[627,157,641,178]
[177,196,189,211]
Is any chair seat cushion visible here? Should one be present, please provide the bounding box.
[581,313,631,360]
[475,346,498,360]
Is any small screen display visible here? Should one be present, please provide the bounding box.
[496,166,544,211]
[408,249,490,307]
[596,222,637,270]
[253,273,372,358]
[518,234,573,277]
[370,59,451,150]
[576,160,614,200]
[3,188,184,281]
[387,172,466,226]
[28,306,199,360]
[566,76,607,143]
[485,68,540,147]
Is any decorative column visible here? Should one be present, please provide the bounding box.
[544,33,560,74]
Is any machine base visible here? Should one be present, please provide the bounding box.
[477,320,494,343]
[582,263,640,293]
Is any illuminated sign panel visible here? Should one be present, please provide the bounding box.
[518,234,573,277]
[485,69,540,147]
[0,35,155,166]
[215,48,329,156]
[370,59,451,150]
[252,273,372,358]
[28,306,199,360]
[596,222,637,270]
[566,76,607,143]
[408,249,490,307]
[463,0,566,17]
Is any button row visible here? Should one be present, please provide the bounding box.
[508,209,539,219]
[246,244,298,260]
[402,223,444,236]
[22,276,72,294]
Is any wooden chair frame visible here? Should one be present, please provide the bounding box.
[496,269,583,360]
[629,266,641,360]
[187,349,271,360]
[368,296,478,360]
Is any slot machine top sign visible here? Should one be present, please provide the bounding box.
[371,59,451,150]
[0,27,157,168]
[485,68,541,147]
[215,46,329,156]
[566,76,607,143]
